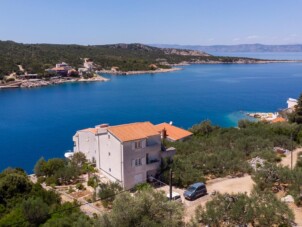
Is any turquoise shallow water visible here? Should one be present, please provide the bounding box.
[1,61,302,172]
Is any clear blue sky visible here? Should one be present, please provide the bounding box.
[0,0,301,45]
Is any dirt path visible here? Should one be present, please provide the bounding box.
[280,147,302,168]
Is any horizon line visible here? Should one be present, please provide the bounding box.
[1,40,302,47]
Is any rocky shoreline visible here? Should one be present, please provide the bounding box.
[96,67,182,75]
[97,59,302,75]
[0,76,109,89]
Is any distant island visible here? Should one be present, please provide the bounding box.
[0,41,301,88]
[151,43,302,53]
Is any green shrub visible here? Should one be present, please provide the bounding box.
[134,182,152,192]
[45,176,57,186]
[76,183,85,191]
[98,182,122,208]
[87,176,99,188]
[193,191,294,226]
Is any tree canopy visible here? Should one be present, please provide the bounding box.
[97,188,184,227]
[163,120,302,188]
[192,190,294,226]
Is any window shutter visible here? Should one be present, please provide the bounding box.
[141,157,146,165]
[132,142,135,150]
[132,159,135,167]
[142,140,146,148]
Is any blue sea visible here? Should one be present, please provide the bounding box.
[1,53,302,172]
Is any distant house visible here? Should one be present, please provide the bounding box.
[83,58,94,70]
[48,67,68,76]
[46,62,73,77]
[287,98,298,109]
[149,64,158,70]
[78,68,89,76]
[155,122,192,142]
[271,117,286,123]
[111,66,119,72]
[72,122,179,189]
[55,62,71,69]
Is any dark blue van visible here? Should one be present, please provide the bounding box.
[183,182,207,200]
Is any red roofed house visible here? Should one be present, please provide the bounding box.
[73,122,181,189]
[271,117,286,123]
[155,122,192,142]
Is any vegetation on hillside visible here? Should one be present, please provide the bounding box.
[289,93,302,124]
[0,40,259,76]
[191,190,294,226]
[0,168,93,226]
[97,188,184,227]
[252,156,302,206]
[34,152,95,186]
[163,120,302,188]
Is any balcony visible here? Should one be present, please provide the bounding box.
[161,147,176,159]
[147,158,160,165]
[145,143,161,153]
[146,158,160,171]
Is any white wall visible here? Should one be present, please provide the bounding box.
[287,99,298,109]
[73,128,167,190]
[98,132,123,184]
[73,131,97,164]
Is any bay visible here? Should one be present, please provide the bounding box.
[1,57,302,172]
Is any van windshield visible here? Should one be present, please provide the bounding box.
[187,186,196,192]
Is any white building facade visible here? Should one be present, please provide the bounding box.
[287,98,298,109]
[73,122,176,189]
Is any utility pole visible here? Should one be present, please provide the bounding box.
[169,169,173,200]
[291,132,293,170]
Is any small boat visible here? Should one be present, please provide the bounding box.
[64,151,74,159]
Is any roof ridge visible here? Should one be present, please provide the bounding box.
[108,121,153,128]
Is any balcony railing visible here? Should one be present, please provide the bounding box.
[147,159,160,165]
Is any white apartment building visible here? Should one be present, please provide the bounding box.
[73,122,187,189]
[287,98,298,109]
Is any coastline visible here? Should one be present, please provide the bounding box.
[0,75,109,89]
[96,67,182,75]
[172,59,302,66]
[1,59,302,89]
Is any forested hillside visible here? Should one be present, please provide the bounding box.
[0,41,256,76]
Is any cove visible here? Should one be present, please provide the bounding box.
[1,62,302,172]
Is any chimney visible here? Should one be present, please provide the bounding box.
[161,128,167,139]
[95,124,109,134]
[100,124,109,128]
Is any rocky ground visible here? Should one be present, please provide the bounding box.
[0,76,109,89]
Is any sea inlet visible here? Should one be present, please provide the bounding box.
[1,61,302,172]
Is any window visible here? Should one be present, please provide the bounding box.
[108,134,110,139]
[132,158,144,167]
[134,141,142,149]
[135,158,142,166]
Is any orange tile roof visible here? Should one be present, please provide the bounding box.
[271,117,286,123]
[51,67,67,71]
[155,123,192,141]
[108,122,159,142]
[80,128,98,134]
